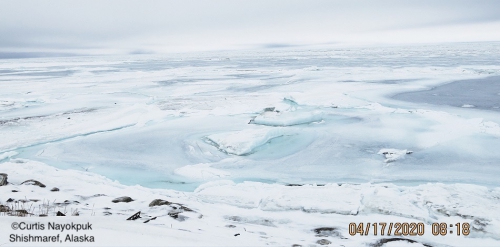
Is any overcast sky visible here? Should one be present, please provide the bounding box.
[1,0,500,56]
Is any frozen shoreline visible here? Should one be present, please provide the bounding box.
[1,159,499,246]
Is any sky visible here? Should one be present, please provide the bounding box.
[1,0,500,57]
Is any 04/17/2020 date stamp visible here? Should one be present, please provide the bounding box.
[349,222,471,236]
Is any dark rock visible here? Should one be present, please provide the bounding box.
[316,239,331,245]
[11,190,18,192]
[126,211,141,220]
[313,227,343,238]
[149,199,194,212]
[234,233,240,236]
[0,205,10,212]
[227,216,243,222]
[168,211,187,221]
[286,183,303,187]
[6,198,14,203]
[225,215,275,227]
[225,225,236,228]
[472,218,489,232]
[0,173,7,186]
[77,194,106,200]
[15,209,29,216]
[21,179,46,188]
[180,205,194,212]
[143,217,157,223]
[168,212,180,219]
[56,211,65,216]
[149,199,171,207]
[292,245,303,247]
[103,212,112,216]
[370,238,433,247]
[50,187,59,192]
[54,200,72,206]
[39,214,47,217]
[112,196,133,203]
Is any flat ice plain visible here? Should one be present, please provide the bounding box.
[1,42,500,246]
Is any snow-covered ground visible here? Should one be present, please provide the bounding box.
[1,160,500,246]
[1,42,500,246]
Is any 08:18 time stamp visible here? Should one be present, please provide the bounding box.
[349,222,470,236]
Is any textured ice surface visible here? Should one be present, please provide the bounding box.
[1,42,500,190]
[393,76,500,111]
[206,128,287,155]
[251,97,324,126]
[2,42,500,246]
[174,163,230,180]
[253,108,323,126]
[0,151,17,161]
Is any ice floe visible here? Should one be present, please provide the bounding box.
[378,149,413,163]
[253,108,323,126]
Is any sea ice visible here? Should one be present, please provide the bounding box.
[378,149,413,163]
[253,108,323,126]
[205,128,287,155]
[1,43,500,245]
[0,151,17,161]
[174,163,230,180]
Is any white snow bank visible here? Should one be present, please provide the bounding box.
[193,181,500,230]
[258,183,363,214]
[1,159,500,246]
[193,180,236,193]
[205,128,286,155]
[194,182,358,215]
[194,181,363,213]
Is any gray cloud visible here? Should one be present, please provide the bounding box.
[1,0,499,56]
